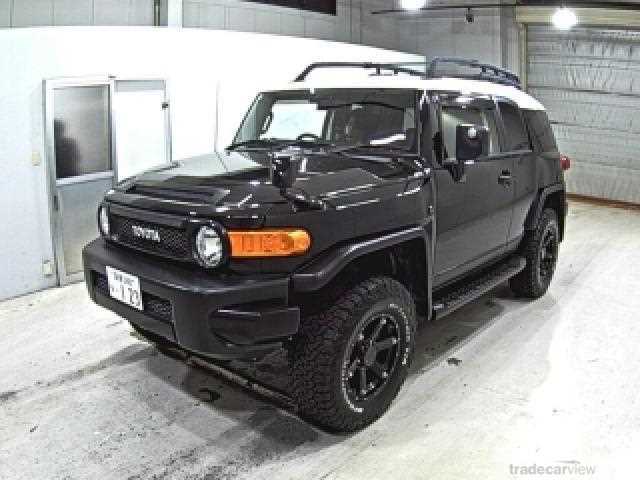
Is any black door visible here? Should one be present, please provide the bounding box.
[433,95,515,285]
[495,99,538,245]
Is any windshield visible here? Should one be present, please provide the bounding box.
[232,89,418,152]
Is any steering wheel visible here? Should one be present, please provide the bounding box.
[296,133,322,142]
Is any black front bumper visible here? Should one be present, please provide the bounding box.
[83,239,300,360]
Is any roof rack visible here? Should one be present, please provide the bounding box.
[426,57,521,88]
[294,62,425,82]
[294,57,521,89]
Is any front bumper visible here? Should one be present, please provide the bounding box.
[83,239,299,360]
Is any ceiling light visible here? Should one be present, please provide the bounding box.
[552,7,577,30]
[400,0,426,10]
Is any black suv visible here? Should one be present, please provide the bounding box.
[84,59,568,432]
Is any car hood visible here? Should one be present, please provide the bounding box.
[107,150,419,217]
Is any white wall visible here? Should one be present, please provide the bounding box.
[0,0,155,27]
[0,26,420,300]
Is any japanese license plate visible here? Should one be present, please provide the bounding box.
[106,266,143,311]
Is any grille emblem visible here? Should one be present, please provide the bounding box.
[131,225,161,243]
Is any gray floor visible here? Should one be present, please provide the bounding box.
[1,199,639,480]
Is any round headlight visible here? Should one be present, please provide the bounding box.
[195,225,224,267]
[98,206,110,237]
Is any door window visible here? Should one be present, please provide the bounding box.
[439,102,500,160]
[54,86,111,179]
[498,102,530,151]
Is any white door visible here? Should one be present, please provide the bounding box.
[45,77,171,285]
[113,79,171,181]
[45,78,115,285]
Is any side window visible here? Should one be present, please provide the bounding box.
[439,102,500,160]
[498,102,530,151]
[522,110,558,153]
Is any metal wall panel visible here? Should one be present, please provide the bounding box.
[12,0,53,27]
[182,0,400,51]
[4,0,154,26]
[130,0,154,25]
[94,0,133,25]
[527,25,640,203]
[0,0,11,27]
[53,0,93,26]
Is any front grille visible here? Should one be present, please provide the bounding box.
[94,272,173,324]
[110,214,192,261]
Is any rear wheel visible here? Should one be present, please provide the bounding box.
[290,277,416,432]
[510,208,559,298]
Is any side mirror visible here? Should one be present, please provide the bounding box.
[443,124,489,183]
[456,124,489,162]
[270,150,300,191]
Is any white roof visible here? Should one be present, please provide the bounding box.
[266,76,545,111]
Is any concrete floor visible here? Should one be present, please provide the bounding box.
[1,199,639,480]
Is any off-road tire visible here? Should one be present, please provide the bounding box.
[510,208,559,298]
[290,277,416,432]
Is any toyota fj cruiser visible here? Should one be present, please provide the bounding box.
[83,58,568,432]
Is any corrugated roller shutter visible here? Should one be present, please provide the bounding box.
[527,25,640,204]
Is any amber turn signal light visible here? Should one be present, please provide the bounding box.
[228,229,311,258]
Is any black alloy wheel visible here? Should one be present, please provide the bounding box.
[509,208,560,298]
[342,313,401,404]
[538,226,558,285]
[290,277,416,432]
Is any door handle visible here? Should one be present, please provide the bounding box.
[498,170,512,186]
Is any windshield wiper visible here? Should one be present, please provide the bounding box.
[226,139,286,151]
[329,144,413,155]
[328,144,421,171]
[227,138,333,151]
[285,139,334,149]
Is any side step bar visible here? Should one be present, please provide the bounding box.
[432,256,526,319]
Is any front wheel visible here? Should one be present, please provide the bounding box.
[510,208,559,298]
[290,277,416,432]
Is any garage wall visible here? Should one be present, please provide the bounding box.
[0,27,420,300]
[0,0,408,51]
[183,0,408,51]
[396,10,502,66]
[389,7,521,76]
[0,0,517,70]
[182,2,520,72]
[0,0,155,27]
[528,25,640,204]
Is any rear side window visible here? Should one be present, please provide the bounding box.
[498,102,530,151]
[522,110,558,153]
